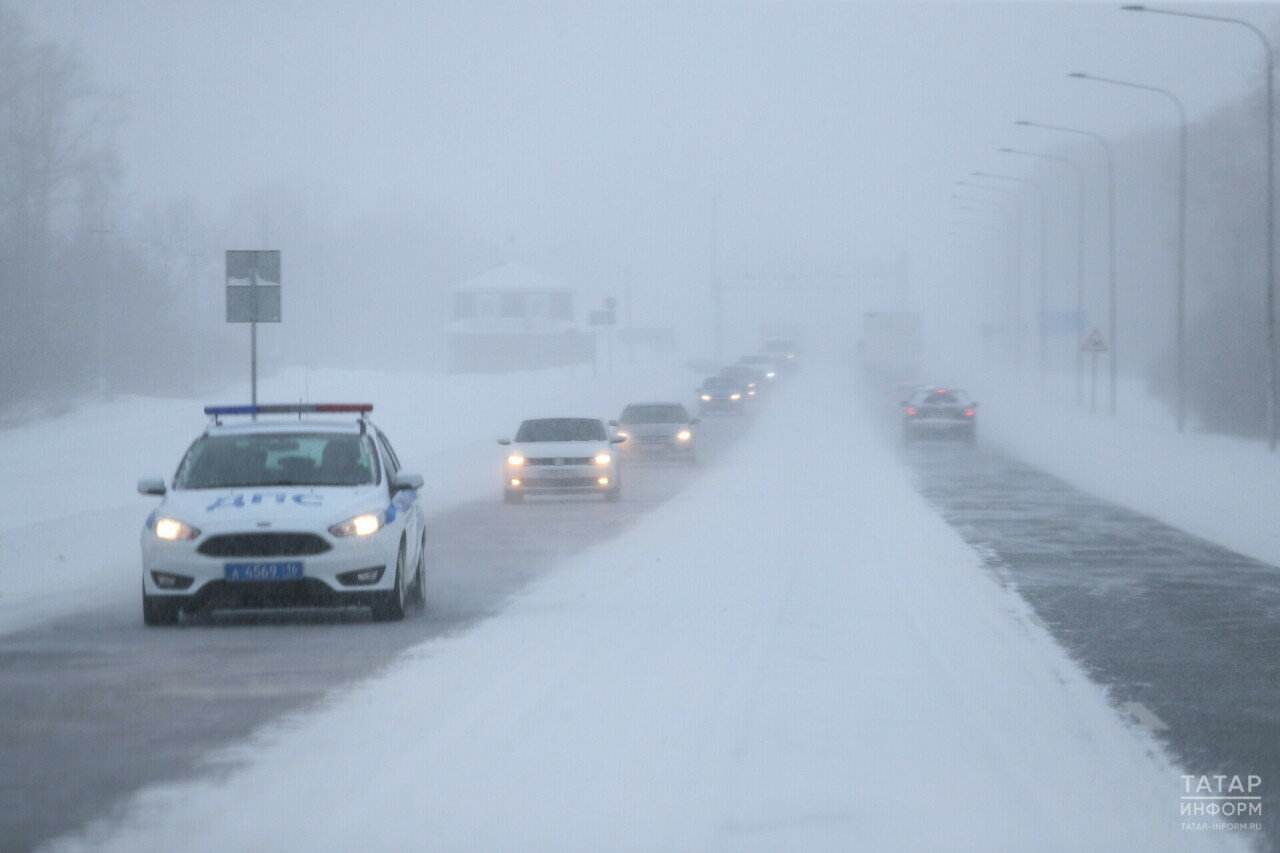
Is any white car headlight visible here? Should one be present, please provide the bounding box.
[507,454,526,466]
[676,430,692,441]
[701,394,711,401]
[593,453,613,465]
[329,512,384,537]
[154,517,201,541]
[730,393,741,400]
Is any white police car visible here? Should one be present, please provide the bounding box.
[137,404,426,625]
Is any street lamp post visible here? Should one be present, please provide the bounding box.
[975,171,1050,379]
[1123,4,1276,447]
[1000,147,1089,404]
[710,191,724,358]
[1017,120,1119,416]
[1070,71,1188,432]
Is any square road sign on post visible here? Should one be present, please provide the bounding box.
[226,250,282,323]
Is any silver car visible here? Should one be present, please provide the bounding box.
[610,403,699,465]
[499,417,625,502]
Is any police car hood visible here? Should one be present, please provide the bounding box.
[513,440,611,458]
[164,485,387,530]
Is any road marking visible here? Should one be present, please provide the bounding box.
[1123,701,1170,731]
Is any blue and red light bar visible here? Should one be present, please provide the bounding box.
[204,403,373,416]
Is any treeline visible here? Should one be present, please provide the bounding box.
[0,6,239,417]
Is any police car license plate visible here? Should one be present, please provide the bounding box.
[224,562,304,581]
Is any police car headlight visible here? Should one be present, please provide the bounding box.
[593,453,612,465]
[329,512,384,537]
[507,454,526,466]
[154,517,201,541]
[676,430,692,441]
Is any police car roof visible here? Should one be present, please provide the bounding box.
[206,419,367,435]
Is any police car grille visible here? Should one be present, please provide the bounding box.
[198,533,332,557]
[527,456,593,466]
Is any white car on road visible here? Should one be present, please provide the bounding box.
[137,404,426,625]
[499,417,625,503]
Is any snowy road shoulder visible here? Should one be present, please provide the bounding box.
[43,369,1246,853]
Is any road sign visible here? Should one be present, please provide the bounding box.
[1081,328,1108,353]
[226,250,281,323]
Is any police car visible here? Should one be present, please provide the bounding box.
[137,404,426,625]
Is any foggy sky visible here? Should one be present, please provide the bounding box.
[14,0,1280,363]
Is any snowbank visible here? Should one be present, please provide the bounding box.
[978,372,1280,569]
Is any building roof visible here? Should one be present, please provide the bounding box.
[453,262,572,294]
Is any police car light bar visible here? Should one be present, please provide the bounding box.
[204,404,373,416]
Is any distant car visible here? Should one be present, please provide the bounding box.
[697,376,747,415]
[610,402,699,465]
[761,338,801,369]
[136,404,427,626]
[500,417,624,503]
[902,387,978,444]
[718,364,766,399]
[738,354,782,382]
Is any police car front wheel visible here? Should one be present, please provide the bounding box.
[370,542,408,622]
[142,591,184,626]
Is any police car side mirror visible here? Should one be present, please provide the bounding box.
[610,435,627,444]
[497,438,511,446]
[392,471,424,492]
[138,477,167,496]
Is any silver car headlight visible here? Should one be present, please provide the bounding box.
[154,517,201,541]
[329,512,385,537]
[593,453,613,465]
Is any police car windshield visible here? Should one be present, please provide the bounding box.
[515,418,607,442]
[620,405,689,425]
[175,433,377,488]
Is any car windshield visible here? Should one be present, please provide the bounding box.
[620,405,689,425]
[515,418,607,442]
[703,377,736,390]
[174,432,378,488]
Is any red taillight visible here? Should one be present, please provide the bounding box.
[906,407,917,416]
[965,408,975,417]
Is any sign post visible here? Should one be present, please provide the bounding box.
[226,250,282,409]
[1081,328,1108,416]
[589,301,617,376]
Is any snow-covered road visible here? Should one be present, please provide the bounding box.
[24,360,1247,852]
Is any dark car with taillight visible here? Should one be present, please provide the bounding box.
[901,387,978,444]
